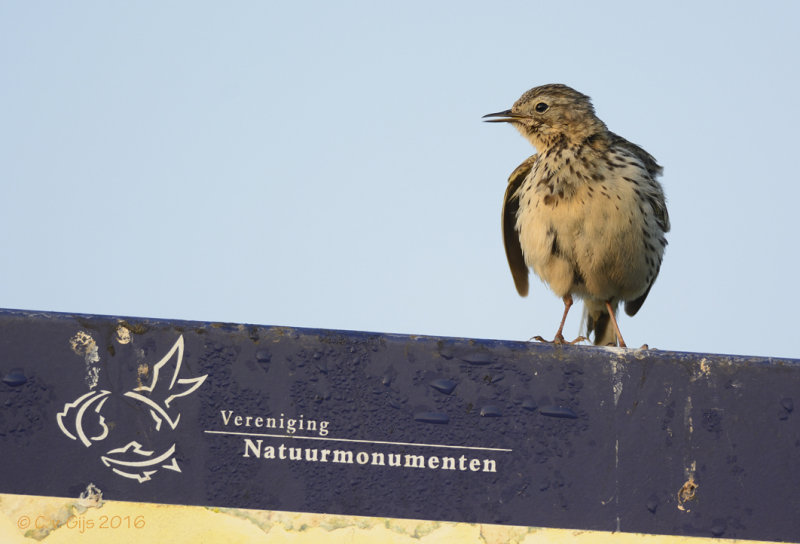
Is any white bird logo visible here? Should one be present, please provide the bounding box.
[57,335,207,483]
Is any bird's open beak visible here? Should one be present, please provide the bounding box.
[482,109,523,123]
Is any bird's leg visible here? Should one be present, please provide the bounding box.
[552,295,573,343]
[605,300,627,348]
[533,295,586,344]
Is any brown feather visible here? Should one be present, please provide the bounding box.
[502,155,536,297]
[624,282,652,317]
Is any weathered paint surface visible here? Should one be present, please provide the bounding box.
[0,309,798,542]
[0,491,788,543]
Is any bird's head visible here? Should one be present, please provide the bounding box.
[484,84,606,150]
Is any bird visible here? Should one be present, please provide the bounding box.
[483,84,669,347]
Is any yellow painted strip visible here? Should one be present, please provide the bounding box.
[0,491,790,544]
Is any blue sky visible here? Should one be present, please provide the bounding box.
[2,1,799,359]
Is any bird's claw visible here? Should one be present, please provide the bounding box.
[531,335,587,345]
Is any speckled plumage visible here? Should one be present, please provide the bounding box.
[485,84,669,347]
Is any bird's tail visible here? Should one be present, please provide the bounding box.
[583,300,618,346]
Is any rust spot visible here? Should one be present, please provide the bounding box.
[118,320,149,335]
[677,478,698,510]
[137,363,150,388]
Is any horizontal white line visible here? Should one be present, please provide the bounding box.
[204,430,512,452]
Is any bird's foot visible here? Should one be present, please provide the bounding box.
[531,334,587,345]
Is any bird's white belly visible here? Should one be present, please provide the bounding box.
[515,170,652,303]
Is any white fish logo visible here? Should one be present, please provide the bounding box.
[57,335,207,482]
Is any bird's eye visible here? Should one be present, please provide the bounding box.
[534,102,549,113]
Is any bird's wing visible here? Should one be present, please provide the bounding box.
[609,133,670,233]
[608,132,662,177]
[624,281,653,316]
[609,134,670,316]
[503,155,536,297]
